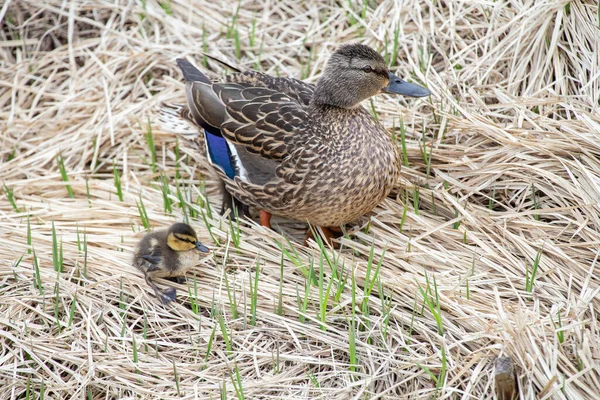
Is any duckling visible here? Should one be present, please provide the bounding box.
[133,222,209,304]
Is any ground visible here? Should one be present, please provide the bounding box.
[1,0,599,399]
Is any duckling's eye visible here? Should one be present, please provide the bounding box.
[362,65,373,73]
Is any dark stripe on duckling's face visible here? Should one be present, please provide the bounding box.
[167,232,198,251]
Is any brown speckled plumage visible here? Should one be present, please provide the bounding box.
[225,104,401,227]
[170,43,430,230]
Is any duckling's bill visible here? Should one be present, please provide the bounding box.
[195,241,210,253]
[384,72,431,97]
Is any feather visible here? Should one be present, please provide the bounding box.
[157,103,197,136]
[203,127,236,179]
[142,254,161,264]
[176,59,210,83]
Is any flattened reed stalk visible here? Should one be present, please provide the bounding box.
[0,0,599,399]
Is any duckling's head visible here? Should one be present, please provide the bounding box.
[312,43,430,109]
[166,223,210,253]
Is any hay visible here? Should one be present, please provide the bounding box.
[1,0,599,398]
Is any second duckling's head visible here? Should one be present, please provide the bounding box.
[312,43,430,109]
[166,223,210,253]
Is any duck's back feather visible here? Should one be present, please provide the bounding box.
[223,71,314,106]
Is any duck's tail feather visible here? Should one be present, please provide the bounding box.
[176,59,211,83]
[157,103,198,137]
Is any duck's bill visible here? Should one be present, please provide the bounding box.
[195,241,210,253]
[384,73,431,97]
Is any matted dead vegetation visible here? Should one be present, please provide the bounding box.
[1,0,599,398]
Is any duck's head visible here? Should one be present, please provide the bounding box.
[312,43,430,109]
[166,223,210,253]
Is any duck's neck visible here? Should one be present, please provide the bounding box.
[311,77,361,109]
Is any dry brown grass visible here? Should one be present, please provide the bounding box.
[1,0,599,398]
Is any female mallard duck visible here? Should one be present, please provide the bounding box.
[133,223,209,304]
[169,43,430,242]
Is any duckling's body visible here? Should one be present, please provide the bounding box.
[133,223,209,304]
[164,43,430,241]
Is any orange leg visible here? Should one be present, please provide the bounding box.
[326,226,343,234]
[304,226,343,247]
[259,210,272,229]
[303,229,315,246]
[322,226,343,247]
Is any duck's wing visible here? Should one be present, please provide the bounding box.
[224,70,314,106]
[135,236,164,273]
[142,248,162,272]
[198,56,315,105]
[215,83,310,160]
[177,59,312,186]
[141,254,161,267]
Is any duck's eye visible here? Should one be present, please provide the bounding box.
[362,65,373,73]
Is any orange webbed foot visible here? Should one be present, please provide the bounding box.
[259,210,272,229]
[304,226,343,247]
